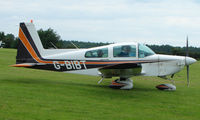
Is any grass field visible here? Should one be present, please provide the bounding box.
[0,48,200,120]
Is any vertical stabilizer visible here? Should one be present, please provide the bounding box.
[16,22,44,64]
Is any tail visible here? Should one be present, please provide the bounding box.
[16,22,45,64]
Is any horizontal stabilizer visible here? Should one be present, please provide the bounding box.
[11,63,36,67]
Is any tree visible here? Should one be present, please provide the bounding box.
[0,32,6,47]
[37,28,61,49]
[0,32,5,41]
[0,32,18,48]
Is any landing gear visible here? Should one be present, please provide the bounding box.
[109,78,133,90]
[156,84,176,91]
[156,76,176,91]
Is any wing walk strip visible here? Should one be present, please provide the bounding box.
[13,27,153,67]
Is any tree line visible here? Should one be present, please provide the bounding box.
[0,32,19,48]
[147,45,200,60]
[0,28,199,59]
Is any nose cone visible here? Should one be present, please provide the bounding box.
[185,57,197,65]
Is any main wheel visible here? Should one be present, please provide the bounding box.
[109,78,133,90]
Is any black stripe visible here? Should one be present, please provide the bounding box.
[28,62,141,71]
[16,38,38,64]
[20,23,42,58]
[29,64,107,71]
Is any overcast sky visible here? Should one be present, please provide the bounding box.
[0,0,200,47]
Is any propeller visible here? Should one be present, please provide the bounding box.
[186,36,189,87]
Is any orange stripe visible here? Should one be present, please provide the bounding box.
[19,28,52,64]
[11,64,33,67]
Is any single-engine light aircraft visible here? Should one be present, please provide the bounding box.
[12,22,197,90]
[0,41,5,48]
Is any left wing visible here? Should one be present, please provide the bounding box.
[99,63,142,78]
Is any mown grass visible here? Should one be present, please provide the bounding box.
[0,48,200,120]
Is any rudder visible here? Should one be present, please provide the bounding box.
[16,22,44,64]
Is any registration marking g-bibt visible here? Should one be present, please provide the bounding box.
[53,61,87,70]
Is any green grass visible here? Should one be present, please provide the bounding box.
[0,48,200,120]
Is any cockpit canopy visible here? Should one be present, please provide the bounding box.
[85,43,155,58]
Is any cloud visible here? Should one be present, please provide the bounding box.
[0,0,200,47]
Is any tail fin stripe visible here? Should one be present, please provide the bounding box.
[19,28,53,64]
[20,23,42,58]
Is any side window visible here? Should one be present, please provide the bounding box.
[113,45,136,57]
[85,48,108,58]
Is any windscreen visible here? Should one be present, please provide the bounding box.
[138,44,155,58]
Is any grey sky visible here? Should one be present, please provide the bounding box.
[0,0,200,47]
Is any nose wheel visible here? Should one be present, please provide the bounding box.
[109,78,133,90]
[157,76,176,91]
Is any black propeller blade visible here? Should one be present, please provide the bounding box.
[186,36,189,87]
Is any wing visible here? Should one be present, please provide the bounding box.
[99,63,142,78]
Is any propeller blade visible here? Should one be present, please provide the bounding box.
[186,36,189,87]
[187,65,189,87]
[186,36,189,57]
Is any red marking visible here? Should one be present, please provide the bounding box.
[157,85,169,89]
[111,81,125,86]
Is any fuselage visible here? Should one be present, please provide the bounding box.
[39,42,196,78]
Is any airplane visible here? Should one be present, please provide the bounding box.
[12,22,197,90]
[0,41,5,48]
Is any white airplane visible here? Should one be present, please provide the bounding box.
[0,41,5,48]
[12,22,197,90]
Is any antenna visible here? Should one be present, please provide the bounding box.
[50,42,58,49]
[70,41,79,49]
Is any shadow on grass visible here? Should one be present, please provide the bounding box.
[1,78,172,100]
[1,77,106,88]
[1,77,158,92]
